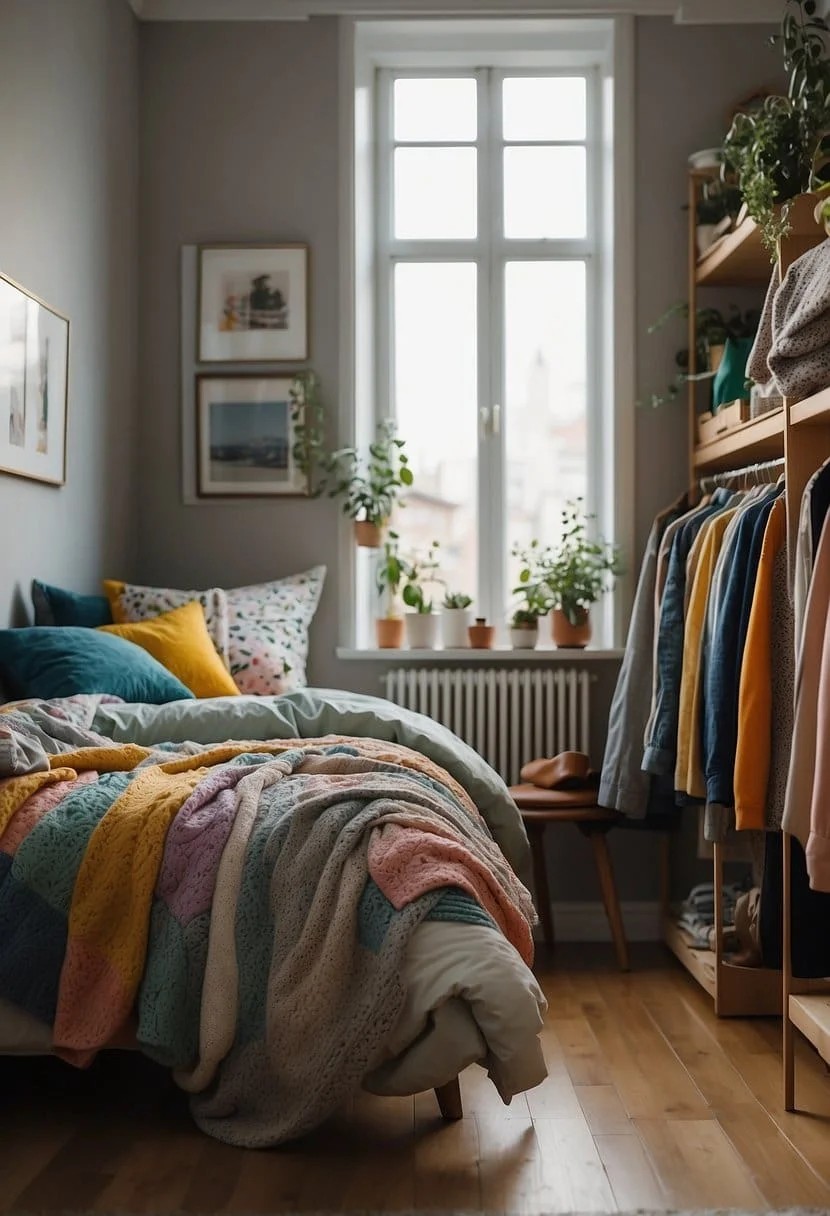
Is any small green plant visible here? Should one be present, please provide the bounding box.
[514,501,621,627]
[643,303,760,408]
[402,540,442,614]
[721,0,830,252]
[443,591,473,610]
[508,546,552,628]
[326,419,414,526]
[376,531,407,616]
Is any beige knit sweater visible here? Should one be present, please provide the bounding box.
[747,239,830,400]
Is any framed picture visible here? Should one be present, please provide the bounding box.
[196,374,308,497]
[197,243,309,363]
[0,272,68,486]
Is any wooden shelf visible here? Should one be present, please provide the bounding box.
[695,194,823,287]
[665,914,782,1016]
[789,995,830,1064]
[790,387,830,428]
[664,915,717,1000]
[693,408,784,473]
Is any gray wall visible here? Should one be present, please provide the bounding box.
[0,0,139,627]
[136,15,778,907]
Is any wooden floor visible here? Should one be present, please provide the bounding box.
[3,944,830,1213]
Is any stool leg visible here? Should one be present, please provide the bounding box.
[528,823,554,947]
[588,829,630,972]
[435,1077,463,1120]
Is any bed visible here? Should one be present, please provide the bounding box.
[0,687,547,1147]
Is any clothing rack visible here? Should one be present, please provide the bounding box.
[700,456,785,494]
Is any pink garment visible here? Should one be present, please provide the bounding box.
[368,821,534,965]
[0,770,96,857]
[784,515,830,889]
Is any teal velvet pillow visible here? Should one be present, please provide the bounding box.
[0,628,194,704]
[31,580,113,628]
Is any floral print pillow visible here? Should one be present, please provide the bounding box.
[103,567,325,696]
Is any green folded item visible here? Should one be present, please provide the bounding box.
[712,336,754,411]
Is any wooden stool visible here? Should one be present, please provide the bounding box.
[509,784,630,972]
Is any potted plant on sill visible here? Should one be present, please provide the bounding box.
[326,419,414,547]
[375,531,406,649]
[508,555,552,649]
[402,540,442,649]
[516,501,621,649]
[441,591,474,648]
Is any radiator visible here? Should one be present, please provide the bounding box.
[382,667,592,786]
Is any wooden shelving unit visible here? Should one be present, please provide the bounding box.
[782,834,830,1111]
[693,408,784,473]
[789,386,830,428]
[695,193,821,288]
[672,175,826,1018]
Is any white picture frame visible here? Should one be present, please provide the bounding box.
[0,272,68,486]
[197,243,309,363]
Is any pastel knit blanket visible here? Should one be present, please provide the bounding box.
[0,718,535,1146]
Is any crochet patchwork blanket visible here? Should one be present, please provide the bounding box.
[0,700,535,1146]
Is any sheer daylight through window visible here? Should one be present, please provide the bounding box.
[375,65,597,635]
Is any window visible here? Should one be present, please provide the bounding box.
[348,21,632,650]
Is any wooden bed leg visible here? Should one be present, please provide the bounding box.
[435,1077,463,1120]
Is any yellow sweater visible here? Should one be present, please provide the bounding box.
[734,497,786,830]
[675,509,739,797]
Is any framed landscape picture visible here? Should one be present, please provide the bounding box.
[197,244,309,363]
[0,272,69,486]
[196,374,308,497]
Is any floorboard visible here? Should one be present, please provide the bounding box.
[3,944,830,1213]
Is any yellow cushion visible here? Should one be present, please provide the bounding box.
[98,601,239,699]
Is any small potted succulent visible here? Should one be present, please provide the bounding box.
[375,531,406,649]
[507,559,551,650]
[441,591,474,648]
[515,501,621,649]
[326,419,414,547]
[402,540,442,649]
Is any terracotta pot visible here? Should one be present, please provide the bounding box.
[468,619,495,649]
[355,520,383,548]
[376,616,404,649]
[551,608,591,649]
[405,612,439,649]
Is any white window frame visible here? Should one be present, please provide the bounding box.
[338,17,635,654]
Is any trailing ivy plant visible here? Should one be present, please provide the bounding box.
[721,0,830,252]
[289,371,328,493]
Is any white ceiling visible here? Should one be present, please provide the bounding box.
[127,0,785,22]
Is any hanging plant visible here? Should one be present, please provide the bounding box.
[721,0,830,252]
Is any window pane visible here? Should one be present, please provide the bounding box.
[503,146,586,239]
[395,148,477,239]
[502,76,586,141]
[393,263,478,616]
[505,261,587,606]
[394,77,477,142]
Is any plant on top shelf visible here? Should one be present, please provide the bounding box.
[325,419,414,547]
[375,530,407,649]
[515,501,621,650]
[508,546,553,650]
[402,540,442,649]
[643,303,760,408]
[441,590,474,649]
[720,0,830,252]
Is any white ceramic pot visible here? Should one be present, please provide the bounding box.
[510,626,539,650]
[405,612,439,649]
[441,607,472,648]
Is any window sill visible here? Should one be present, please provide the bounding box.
[336,647,624,662]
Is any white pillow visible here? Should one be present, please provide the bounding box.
[104,566,325,695]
